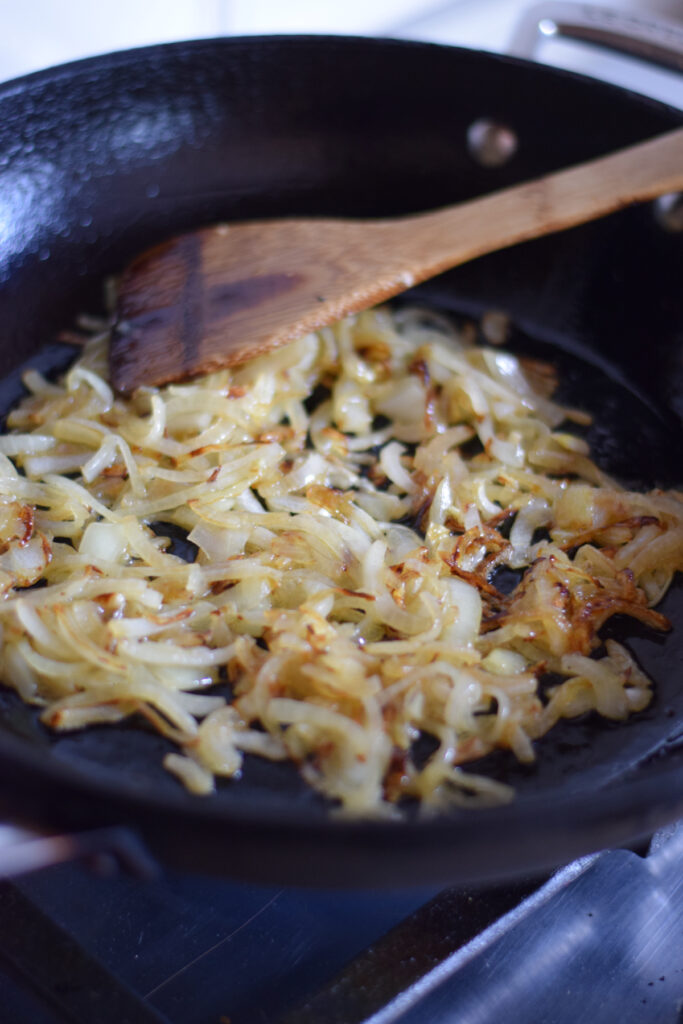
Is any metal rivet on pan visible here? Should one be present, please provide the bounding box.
[653,192,683,232]
[466,119,518,168]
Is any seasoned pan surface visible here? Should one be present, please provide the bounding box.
[0,36,680,885]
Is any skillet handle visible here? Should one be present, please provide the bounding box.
[0,822,157,879]
[509,1,683,72]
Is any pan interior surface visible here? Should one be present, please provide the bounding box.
[0,36,680,884]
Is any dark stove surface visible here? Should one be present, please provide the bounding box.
[1,866,437,1024]
[0,823,682,1024]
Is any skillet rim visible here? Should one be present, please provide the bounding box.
[1,30,681,120]
[0,707,681,887]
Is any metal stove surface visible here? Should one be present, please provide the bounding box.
[0,822,681,1024]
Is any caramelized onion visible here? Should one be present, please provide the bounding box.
[0,305,679,815]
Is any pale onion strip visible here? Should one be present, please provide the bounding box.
[0,434,56,456]
[24,454,90,477]
[45,704,129,728]
[43,474,117,521]
[82,435,146,497]
[117,640,235,666]
[21,368,61,395]
[234,730,288,759]
[15,640,79,681]
[13,600,58,648]
[266,698,371,752]
[52,417,111,446]
[163,754,215,795]
[175,692,226,716]
[55,606,130,675]
[66,365,114,406]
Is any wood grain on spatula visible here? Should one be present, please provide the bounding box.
[111,127,683,392]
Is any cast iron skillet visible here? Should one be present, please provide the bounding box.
[0,36,681,887]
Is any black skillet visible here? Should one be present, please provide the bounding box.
[0,36,681,887]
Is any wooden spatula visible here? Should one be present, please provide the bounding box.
[111,127,683,392]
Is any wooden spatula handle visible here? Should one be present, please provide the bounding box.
[378,127,683,281]
[112,127,683,392]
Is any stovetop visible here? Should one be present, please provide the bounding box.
[0,820,681,1024]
